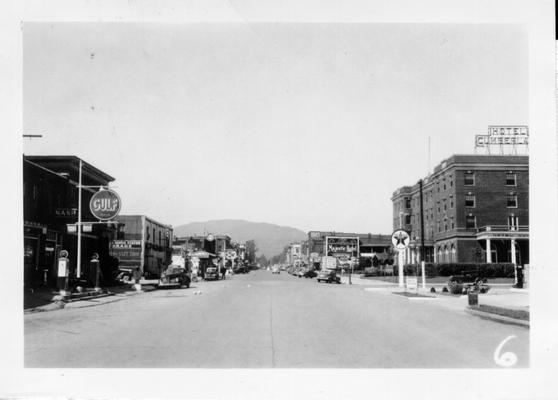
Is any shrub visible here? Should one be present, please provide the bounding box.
[442,287,449,293]
[448,281,463,295]
[402,263,515,278]
[430,287,436,293]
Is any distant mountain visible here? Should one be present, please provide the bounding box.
[173,219,307,258]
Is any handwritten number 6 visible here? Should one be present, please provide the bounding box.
[494,335,518,367]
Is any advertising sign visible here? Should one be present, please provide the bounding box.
[325,237,359,258]
[475,125,529,149]
[55,208,78,218]
[90,189,121,220]
[110,240,142,261]
[475,135,528,146]
[406,277,418,291]
[391,229,410,250]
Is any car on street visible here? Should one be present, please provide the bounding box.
[159,264,191,288]
[303,269,317,278]
[317,269,341,284]
[204,267,219,280]
[271,266,280,274]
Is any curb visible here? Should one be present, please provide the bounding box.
[24,285,158,313]
[465,308,530,328]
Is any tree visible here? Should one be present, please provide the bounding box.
[245,240,258,264]
[257,254,268,266]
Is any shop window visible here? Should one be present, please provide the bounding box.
[465,195,476,208]
[464,172,475,186]
[465,215,476,229]
[507,194,518,208]
[506,172,517,186]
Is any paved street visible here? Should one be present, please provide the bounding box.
[25,270,528,368]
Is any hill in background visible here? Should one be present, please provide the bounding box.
[173,219,307,258]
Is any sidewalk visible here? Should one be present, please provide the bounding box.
[24,283,157,313]
[342,274,529,315]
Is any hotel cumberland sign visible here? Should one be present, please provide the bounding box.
[475,125,529,151]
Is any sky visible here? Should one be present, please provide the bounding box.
[23,23,529,234]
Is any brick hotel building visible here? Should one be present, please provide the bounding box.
[392,155,529,266]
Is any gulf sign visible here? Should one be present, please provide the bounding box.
[89,189,121,220]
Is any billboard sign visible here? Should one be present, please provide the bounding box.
[475,125,529,150]
[110,240,142,261]
[325,236,359,258]
[90,189,121,220]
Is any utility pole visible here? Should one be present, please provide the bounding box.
[419,179,426,289]
[77,159,83,278]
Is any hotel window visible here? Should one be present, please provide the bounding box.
[508,216,519,230]
[465,194,476,208]
[450,196,454,209]
[405,215,411,225]
[506,172,517,186]
[443,199,447,211]
[507,194,518,208]
[464,172,475,186]
[159,230,162,246]
[405,198,411,208]
[451,217,455,229]
[465,215,476,229]
[152,228,155,243]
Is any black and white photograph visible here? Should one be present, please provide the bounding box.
[2,0,557,399]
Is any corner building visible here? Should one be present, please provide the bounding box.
[392,155,528,265]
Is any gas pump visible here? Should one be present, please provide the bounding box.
[57,250,70,295]
[90,253,101,291]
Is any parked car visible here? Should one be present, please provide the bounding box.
[159,265,191,288]
[204,267,219,280]
[303,269,317,278]
[317,270,341,284]
[272,266,280,274]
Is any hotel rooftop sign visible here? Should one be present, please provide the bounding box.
[475,125,529,154]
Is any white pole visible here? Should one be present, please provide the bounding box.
[421,260,426,290]
[77,159,82,278]
[398,250,404,288]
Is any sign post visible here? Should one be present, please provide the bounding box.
[391,229,410,288]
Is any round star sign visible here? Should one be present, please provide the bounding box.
[391,229,411,250]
